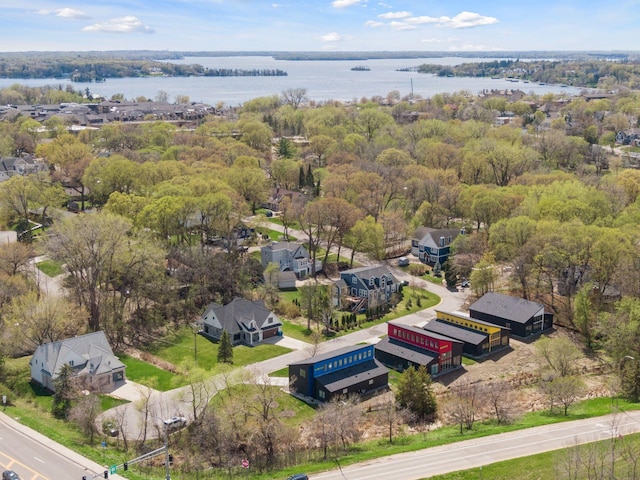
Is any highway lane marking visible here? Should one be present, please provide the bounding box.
[33,456,45,464]
[0,451,51,480]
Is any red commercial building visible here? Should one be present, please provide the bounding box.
[375,321,463,376]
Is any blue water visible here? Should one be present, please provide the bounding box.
[0,56,582,106]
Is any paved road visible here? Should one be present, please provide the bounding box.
[0,412,127,480]
[311,410,640,480]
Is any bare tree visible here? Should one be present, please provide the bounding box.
[483,380,515,425]
[68,394,100,445]
[446,380,479,433]
[0,242,33,276]
[281,88,307,110]
[134,379,157,446]
[539,375,585,415]
[373,391,413,444]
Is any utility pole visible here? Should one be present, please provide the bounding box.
[163,421,170,480]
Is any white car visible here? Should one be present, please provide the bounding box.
[163,416,187,430]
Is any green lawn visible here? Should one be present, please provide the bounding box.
[210,384,317,426]
[149,327,292,373]
[36,259,64,277]
[269,367,289,377]
[119,354,179,391]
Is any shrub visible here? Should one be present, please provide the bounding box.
[408,263,428,276]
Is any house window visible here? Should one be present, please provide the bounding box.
[369,379,374,385]
[300,368,306,378]
[343,388,348,394]
[319,390,325,399]
[381,277,386,288]
[69,360,74,367]
[267,317,272,323]
[358,353,362,360]
[351,274,357,285]
[338,359,343,366]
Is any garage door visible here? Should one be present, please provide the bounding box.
[263,328,278,339]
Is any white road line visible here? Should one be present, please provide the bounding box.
[33,456,45,464]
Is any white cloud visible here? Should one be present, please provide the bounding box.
[406,11,498,28]
[83,16,154,34]
[378,2,392,7]
[320,32,342,42]
[378,11,411,19]
[37,8,89,19]
[444,11,498,28]
[421,38,446,44]
[389,21,416,30]
[332,0,367,8]
[365,20,384,27]
[272,3,289,7]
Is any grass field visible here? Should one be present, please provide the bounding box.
[119,354,179,391]
[36,259,64,277]
[148,327,292,373]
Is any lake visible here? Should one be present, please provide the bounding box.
[0,56,582,106]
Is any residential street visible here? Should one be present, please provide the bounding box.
[310,410,640,480]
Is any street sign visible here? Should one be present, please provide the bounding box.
[101,441,107,448]
[110,464,117,474]
[241,459,249,468]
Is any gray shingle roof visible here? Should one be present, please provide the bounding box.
[36,331,124,380]
[201,296,281,335]
[470,292,545,325]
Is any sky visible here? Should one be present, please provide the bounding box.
[0,0,637,53]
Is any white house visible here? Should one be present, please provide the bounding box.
[30,331,126,393]
[199,297,283,346]
[260,241,322,278]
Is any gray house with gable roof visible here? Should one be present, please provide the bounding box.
[30,331,126,393]
[199,297,282,346]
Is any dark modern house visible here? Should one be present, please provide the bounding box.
[375,322,463,376]
[288,344,389,402]
[469,292,553,338]
[199,297,282,346]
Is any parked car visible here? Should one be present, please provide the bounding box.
[397,257,409,267]
[163,416,187,431]
[286,475,309,480]
[460,280,470,288]
[2,471,20,480]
